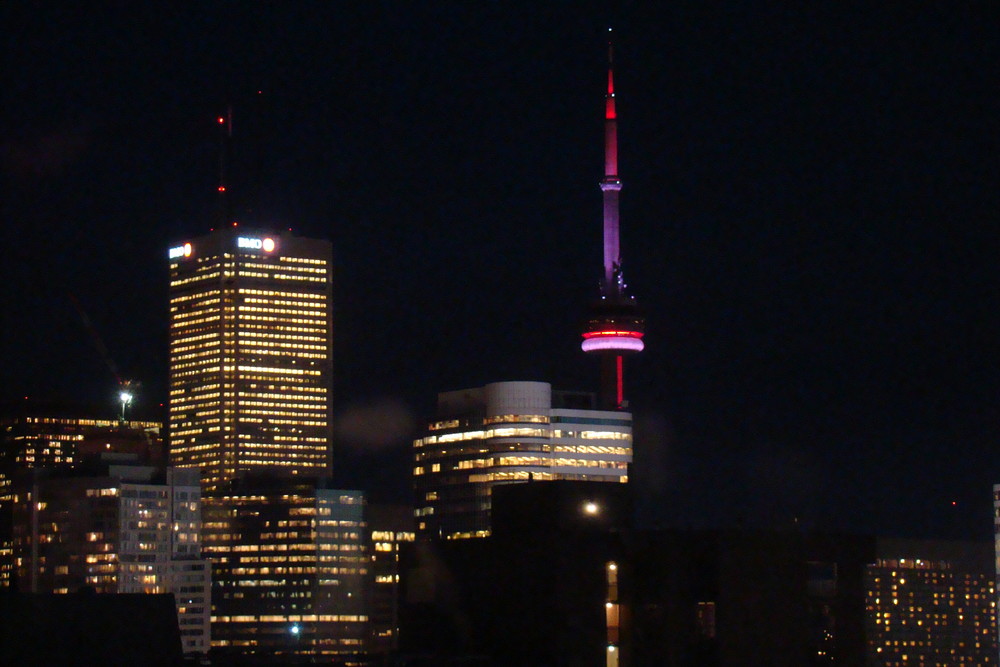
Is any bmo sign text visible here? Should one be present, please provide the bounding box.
[238,237,275,252]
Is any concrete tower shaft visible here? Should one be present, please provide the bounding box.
[582,31,646,410]
[602,40,623,294]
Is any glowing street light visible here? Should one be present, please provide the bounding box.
[583,501,600,516]
[119,390,133,422]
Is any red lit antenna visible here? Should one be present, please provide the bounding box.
[604,30,618,179]
[217,106,233,227]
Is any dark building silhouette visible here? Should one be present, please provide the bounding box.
[368,504,417,655]
[398,481,882,666]
[399,482,998,666]
[0,592,184,665]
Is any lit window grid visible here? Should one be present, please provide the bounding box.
[0,417,163,470]
[10,476,211,652]
[865,562,997,665]
[168,246,332,486]
[202,490,368,654]
[413,411,632,538]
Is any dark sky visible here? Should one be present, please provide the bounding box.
[3,3,999,539]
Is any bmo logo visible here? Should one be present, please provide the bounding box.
[238,236,275,252]
[168,242,193,259]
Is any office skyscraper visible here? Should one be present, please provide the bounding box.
[203,479,369,655]
[413,381,631,538]
[167,227,333,488]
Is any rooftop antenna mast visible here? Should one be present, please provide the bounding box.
[217,106,233,227]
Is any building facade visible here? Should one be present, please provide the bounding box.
[0,408,164,591]
[167,228,333,489]
[1,412,164,470]
[202,478,369,656]
[413,381,631,539]
[8,465,211,654]
[867,539,997,666]
[368,504,416,654]
[168,229,373,657]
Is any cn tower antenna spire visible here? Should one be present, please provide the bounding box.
[605,31,617,176]
[601,28,623,297]
[582,28,646,410]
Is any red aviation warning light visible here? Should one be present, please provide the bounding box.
[580,31,646,410]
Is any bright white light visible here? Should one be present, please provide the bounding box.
[583,501,599,515]
[290,624,300,635]
[262,237,275,252]
[581,336,644,353]
[119,392,133,404]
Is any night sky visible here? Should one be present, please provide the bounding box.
[3,3,999,539]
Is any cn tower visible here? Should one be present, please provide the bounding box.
[581,32,646,410]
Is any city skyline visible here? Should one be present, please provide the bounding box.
[3,4,999,540]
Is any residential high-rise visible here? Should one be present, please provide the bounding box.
[8,464,211,654]
[0,407,164,590]
[413,381,632,539]
[865,539,997,665]
[167,226,333,488]
[581,34,646,410]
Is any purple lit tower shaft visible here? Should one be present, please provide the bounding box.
[602,50,622,296]
[581,36,646,410]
